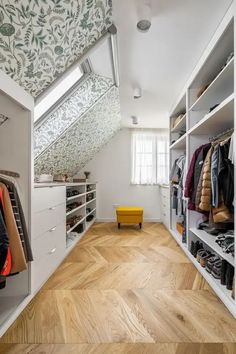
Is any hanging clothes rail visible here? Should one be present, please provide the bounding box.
[0,170,20,178]
[209,128,234,142]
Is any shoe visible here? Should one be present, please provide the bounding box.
[196,249,205,263]
[226,264,234,290]
[220,260,227,285]
[211,259,222,279]
[206,255,220,273]
[204,227,222,235]
[190,241,195,255]
[193,241,204,258]
[200,251,212,268]
[198,221,209,230]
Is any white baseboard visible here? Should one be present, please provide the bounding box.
[96,218,161,223]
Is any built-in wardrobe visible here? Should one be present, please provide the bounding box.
[168,5,236,317]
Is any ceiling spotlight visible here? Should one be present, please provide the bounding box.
[137,1,151,33]
[133,87,142,99]
[131,116,138,125]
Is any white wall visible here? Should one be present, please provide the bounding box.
[81,128,161,221]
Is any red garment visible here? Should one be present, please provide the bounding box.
[0,248,12,276]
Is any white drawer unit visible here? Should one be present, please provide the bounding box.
[32,223,66,291]
[33,186,66,213]
[33,203,66,240]
[160,186,170,228]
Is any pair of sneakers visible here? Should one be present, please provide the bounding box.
[215,231,234,256]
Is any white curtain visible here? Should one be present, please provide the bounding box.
[131,130,169,185]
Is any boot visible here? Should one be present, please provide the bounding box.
[226,264,234,290]
[220,260,227,286]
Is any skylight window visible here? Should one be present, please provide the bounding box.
[34,66,83,122]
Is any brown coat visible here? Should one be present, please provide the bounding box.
[198,146,213,212]
[0,183,27,273]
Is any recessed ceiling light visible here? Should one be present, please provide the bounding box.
[137,1,151,33]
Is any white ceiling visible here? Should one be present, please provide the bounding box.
[113,0,233,128]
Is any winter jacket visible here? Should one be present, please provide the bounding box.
[199,146,214,212]
[185,143,210,210]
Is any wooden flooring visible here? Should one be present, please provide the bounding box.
[1,222,236,354]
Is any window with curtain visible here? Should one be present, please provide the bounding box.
[131,130,169,185]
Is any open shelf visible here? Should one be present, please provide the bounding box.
[66,203,86,216]
[190,57,234,112]
[67,192,86,202]
[86,198,96,205]
[169,229,187,249]
[171,114,186,133]
[86,207,96,217]
[190,228,234,266]
[86,189,96,194]
[66,216,86,234]
[169,133,186,150]
[188,93,234,136]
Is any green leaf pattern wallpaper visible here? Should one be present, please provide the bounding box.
[0,0,112,96]
[34,73,113,158]
[34,85,121,176]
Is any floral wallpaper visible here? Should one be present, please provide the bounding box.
[0,0,112,97]
[34,73,113,158]
[35,86,121,176]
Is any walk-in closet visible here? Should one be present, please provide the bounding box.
[0,1,236,353]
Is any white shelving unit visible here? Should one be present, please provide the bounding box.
[66,182,97,249]
[168,9,236,317]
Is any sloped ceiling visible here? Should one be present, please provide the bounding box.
[34,73,113,158]
[0,0,112,97]
[35,85,121,176]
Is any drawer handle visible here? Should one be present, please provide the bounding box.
[49,207,56,211]
[49,248,56,254]
[49,227,56,232]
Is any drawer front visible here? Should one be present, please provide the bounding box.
[160,187,169,198]
[32,222,66,262]
[32,223,66,291]
[33,186,65,212]
[33,203,66,239]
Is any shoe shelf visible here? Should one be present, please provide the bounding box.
[86,198,96,205]
[66,192,87,202]
[190,228,234,266]
[86,189,96,194]
[66,229,85,250]
[188,93,234,136]
[86,207,96,217]
[86,218,96,230]
[169,133,187,150]
[188,252,235,308]
[189,57,234,112]
[66,203,86,216]
[66,216,86,235]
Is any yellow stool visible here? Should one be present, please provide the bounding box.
[116,206,144,229]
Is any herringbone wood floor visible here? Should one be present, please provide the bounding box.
[1,222,236,354]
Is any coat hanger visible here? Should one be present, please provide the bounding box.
[0,114,9,126]
[209,128,234,144]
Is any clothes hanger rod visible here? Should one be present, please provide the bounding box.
[0,170,20,178]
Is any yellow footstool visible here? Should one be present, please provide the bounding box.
[116,206,144,229]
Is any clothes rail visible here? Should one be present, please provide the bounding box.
[0,170,20,178]
[209,128,234,142]
[0,114,9,126]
